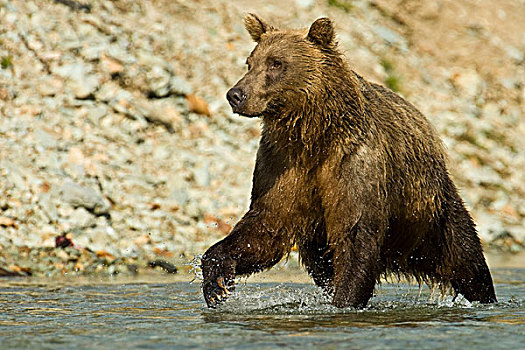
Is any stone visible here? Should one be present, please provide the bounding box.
[54,63,99,99]
[193,162,211,187]
[295,0,314,9]
[60,180,110,215]
[147,65,171,97]
[39,193,58,223]
[35,129,57,149]
[170,75,192,96]
[69,207,96,229]
[36,77,63,97]
[451,69,483,99]
[138,99,182,130]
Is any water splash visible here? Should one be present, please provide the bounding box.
[206,281,500,315]
[186,254,203,283]
[216,283,334,314]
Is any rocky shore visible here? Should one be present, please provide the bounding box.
[0,0,523,277]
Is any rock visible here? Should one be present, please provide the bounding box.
[35,129,57,149]
[95,81,122,102]
[100,54,124,75]
[39,193,58,223]
[184,201,202,219]
[69,207,96,229]
[193,162,211,187]
[36,76,63,97]
[170,75,192,96]
[169,188,190,206]
[60,180,110,215]
[475,212,505,243]
[148,259,178,273]
[54,63,99,99]
[70,75,99,99]
[85,105,109,125]
[503,45,524,62]
[463,165,502,187]
[450,69,483,99]
[137,99,182,130]
[0,0,521,277]
[374,25,408,50]
[147,65,172,97]
[295,0,314,9]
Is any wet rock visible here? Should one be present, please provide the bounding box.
[148,259,178,273]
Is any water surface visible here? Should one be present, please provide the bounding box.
[0,268,523,349]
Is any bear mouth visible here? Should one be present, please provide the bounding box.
[234,109,262,118]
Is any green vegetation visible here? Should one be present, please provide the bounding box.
[327,0,354,13]
[380,57,402,93]
[385,74,402,93]
[1,55,12,69]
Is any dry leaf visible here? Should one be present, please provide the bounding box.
[154,247,175,258]
[186,94,211,116]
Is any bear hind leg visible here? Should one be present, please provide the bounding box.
[298,222,334,294]
[331,223,384,308]
[442,201,497,303]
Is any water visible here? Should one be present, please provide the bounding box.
[0,268,523,350]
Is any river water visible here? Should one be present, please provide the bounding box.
[0,267,523,349]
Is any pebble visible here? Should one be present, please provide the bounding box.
[60,180,110,215]
[170,76,192,96]
[146,65,172,98]
[68,207,96,229]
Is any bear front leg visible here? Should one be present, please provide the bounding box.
[331,224,383,308]
[201,242,236,308]
[201,211,290,308]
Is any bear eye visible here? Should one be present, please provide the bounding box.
[269,59,282,70]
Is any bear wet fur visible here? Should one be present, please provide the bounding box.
[201,14,497,308]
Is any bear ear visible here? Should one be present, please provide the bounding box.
[244,13,274,42]
[307,17,335,48]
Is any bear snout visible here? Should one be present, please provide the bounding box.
[226,87,247,111]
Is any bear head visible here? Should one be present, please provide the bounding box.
[226,14,339,119]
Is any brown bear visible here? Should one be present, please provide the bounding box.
[201,14,497,308]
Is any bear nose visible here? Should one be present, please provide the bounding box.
[226,87,246,109]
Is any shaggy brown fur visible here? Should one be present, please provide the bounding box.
[201,14,497,308]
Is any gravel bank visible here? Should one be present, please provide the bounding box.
[0,0,523,276]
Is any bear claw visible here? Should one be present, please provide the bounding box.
[203,276,234,308]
